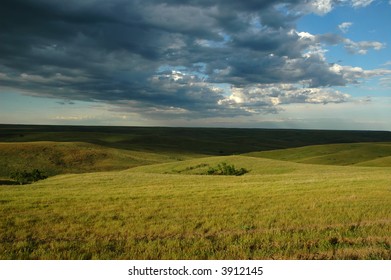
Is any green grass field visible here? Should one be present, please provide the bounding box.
[0,125,390,259]
[0,141,199,178]
[247,142,391,166]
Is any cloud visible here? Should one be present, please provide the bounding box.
[303,0,334,15]
[56,100,76,105]
[343,39,385,55]
[0,0,388,120]
[316,33,385,55]
[222,84,350,109]
[338,22,353,33]
[380,76,391,88]
[54,115,92,121]
[349,0,375,7]
[294,0,374,15]
[329,64,391,84]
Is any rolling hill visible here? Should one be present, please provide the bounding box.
[246,142,391,167]
[0,141,197,178]
[0,125,390,259]
[1,155,390,259]
[2,124,391,155]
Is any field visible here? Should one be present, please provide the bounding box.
[0,125,390,259]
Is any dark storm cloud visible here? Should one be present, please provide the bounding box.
[0,0,387,119]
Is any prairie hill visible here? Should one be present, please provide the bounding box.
[2,125,391,180]
[2,124,391,155]
[126,154,388,180]
[246,142,391,167]
[0,141,199,178]
[128,155,299,176]
[1,154,389,259]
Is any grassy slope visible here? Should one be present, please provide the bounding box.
[0,141,198,178]
[0,157,390,259]
[246,142,391,166]
[128,155,299,176]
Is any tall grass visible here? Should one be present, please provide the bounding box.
[1,157,390,259]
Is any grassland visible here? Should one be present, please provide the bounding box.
[247,142,391,166]
[0,141,198,178]
[0,125,390,259]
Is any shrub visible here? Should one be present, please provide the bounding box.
[206,162,248,176]
[10,169,48,185]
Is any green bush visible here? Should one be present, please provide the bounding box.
[206,162,248,176]
[10,169,48,185]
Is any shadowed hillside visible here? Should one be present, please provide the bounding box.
[1,125,391,180]
[1,124,391,155]
[0,141,193,178]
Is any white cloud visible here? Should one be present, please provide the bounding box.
[349,0,375,7]
[330,64,391,83]
[304,0,334,15]
[380,76,391,88]
[302,0,374,15]
[221,83,351,113]
[338,22,353,33]
[343,39,385,54]
[297,31,316,40]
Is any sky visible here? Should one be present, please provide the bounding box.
[1,0,391,130]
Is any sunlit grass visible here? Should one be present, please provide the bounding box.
[1,156,390,259]
[247,142,391,166]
